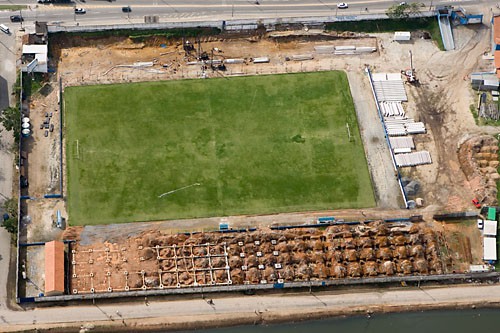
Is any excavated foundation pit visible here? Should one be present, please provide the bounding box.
[69,221,446,295]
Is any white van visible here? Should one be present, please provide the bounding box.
[0,24,10,34]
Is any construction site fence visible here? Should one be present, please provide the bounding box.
[30,272,500,303]
[433,211,479,221]
[58,77,64,196]
[15,69,24,303]
[46,12,436,34]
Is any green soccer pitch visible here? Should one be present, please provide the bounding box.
[64,71,375,225]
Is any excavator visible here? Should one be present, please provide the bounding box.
[401,50,418,84]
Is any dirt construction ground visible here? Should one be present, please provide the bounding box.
[19,23,497,296]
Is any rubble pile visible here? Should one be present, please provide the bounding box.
[458,135,499,205]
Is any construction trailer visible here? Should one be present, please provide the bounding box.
[394,31,411,42]
[470,72,500,91]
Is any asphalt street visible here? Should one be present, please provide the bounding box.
[0,0,480,27]
[0,0,497,330]
[2,283,500,331]
[0,13,16,321]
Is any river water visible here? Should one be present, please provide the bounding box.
[175,308,500,333]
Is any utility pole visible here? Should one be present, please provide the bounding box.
[231,3,234,17]
[19,9,24,31]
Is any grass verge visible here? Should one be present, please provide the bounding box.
[325,17,444,51]
[51,27,221,40]
[0,5,26,11]
[65,71,375,225]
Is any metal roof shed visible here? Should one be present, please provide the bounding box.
[484,220,498,236]
[45,240,65,296]
[488,207,497,220]
[483,237,497,261]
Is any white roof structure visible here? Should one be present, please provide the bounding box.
[22,44,48,73]
[371,73,408,102]
[389,137,415,150]
[483,237,497,261]
[484,220,498,236]
[394,31,411,41]
[394,151,432,167]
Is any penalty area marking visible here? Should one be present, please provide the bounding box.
[158,183,201,198]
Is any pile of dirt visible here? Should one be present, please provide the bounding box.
[458,135,499,205]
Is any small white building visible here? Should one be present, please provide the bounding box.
[483,237,497,261]
[22,44,48,73]
[394,31,411,41]
[484,220,498,236]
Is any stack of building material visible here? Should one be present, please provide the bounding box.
[405,122,426,134]
[253,57,270,63]
[385,117,410,136]
[385,122,406,136]
[389,137,415,150]
[393,147,412,154]
[356,46,377,53]
[384,117,410,124]
[379,102,405,117]
[395,151,432,167]
[384,118,426,136]
[314,45,335,54]
[290,54,314,61]
[334,45,356,55]
[225,58,245,64]
[333,46,377,55]
[372,73,408,102]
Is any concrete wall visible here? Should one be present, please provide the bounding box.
[34,271,500,303]
[47,12,436,34]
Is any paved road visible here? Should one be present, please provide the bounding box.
[347,71,401,209]
[1,283,500,331]
[0,9,17,320]
[0,0,482,27]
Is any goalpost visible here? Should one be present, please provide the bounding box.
[346,123,352,142]
[75,140,80,160]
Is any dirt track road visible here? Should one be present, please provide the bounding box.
[3,283,500,332]
[347,70,402,209]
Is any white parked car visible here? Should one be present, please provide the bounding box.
[337,3,348,9]
[0,24,10,34]
[74,8,86,14]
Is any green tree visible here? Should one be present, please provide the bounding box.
[1,198,18,235]
[387,3,422,19]
[0,106,21,142]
